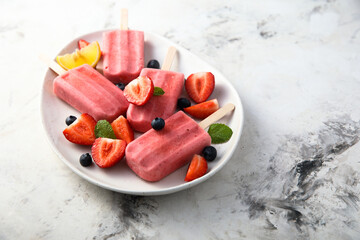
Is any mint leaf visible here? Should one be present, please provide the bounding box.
[153,87,165,96]
[208,123,233,144]
[95,120,116,139]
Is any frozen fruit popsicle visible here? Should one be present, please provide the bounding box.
[102,9,144,84]
[40,55,129,122]
[125,103,235,182]
[127,47,184,132]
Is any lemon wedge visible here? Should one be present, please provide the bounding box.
[56,41,101,70]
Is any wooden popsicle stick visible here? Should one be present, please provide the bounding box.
[120,8,128,30]
[161,46,177,71]
[199,103,235,129]
[39,54,66,75]
[95,61,103,75]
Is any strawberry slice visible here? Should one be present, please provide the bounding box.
[78,39,90,49]
[91,138,126,168]
[185,72,215,103]
[185,154,208,182]
[184,99,219,119]
[111,115,134,144]
[63,113,96,145]
[123,76,154,105]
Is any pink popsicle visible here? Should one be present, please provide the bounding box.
[53,64,129,122]
[102,30,144,83]
[126,46,183,132]
[125,111,211,182]
[126,103,235,182]
[127,68,184,132]
[102,9,144,83]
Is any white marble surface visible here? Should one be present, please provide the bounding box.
[1,0,360,239]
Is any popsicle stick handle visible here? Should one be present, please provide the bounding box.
[120,8,128,30]
[39,54,66,75]
[199,103,235,129]
[161,46,177,70]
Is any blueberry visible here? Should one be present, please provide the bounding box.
[79,153,92,167]
[202,146,217,162]
[116,82,125,91]
[65,115,77,126]
[151,117,165,130]
[177,98,191,109]
[147,59,160,69]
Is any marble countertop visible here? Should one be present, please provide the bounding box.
[1,0,360,239]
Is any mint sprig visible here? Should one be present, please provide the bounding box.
[95,120,116,139]
[208,123,233,144]
[153,87,165,96]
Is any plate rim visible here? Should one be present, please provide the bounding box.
[40,30,244,196]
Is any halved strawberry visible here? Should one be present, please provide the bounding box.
[185,154,208,182]
[111,115,134,144]
[63,113,96,145]
[185,72,215,103]
[78,39,90,49]
[123,76,154,105]
[184,99,219,119]
[91,138,126,168]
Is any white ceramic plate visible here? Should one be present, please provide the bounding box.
[41,30,244,196]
